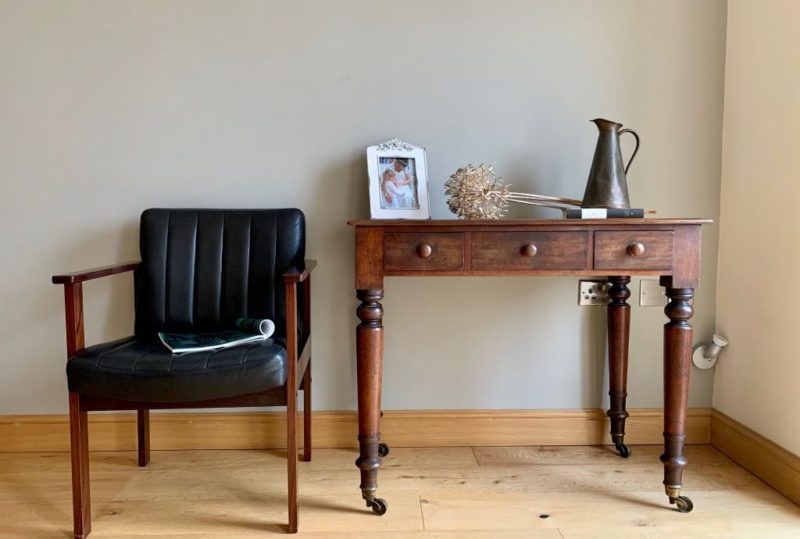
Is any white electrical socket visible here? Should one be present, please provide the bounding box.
[639,279,667,306]
[578,280,610,306]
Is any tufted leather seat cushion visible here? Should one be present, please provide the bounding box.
[67,337,288,403]
[67,208,305,403]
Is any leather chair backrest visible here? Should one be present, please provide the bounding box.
[134,209,305,338]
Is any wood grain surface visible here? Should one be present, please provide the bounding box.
[0,444,795,537]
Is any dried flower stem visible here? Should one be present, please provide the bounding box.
[444,163,581,220]
[508,192,583,205]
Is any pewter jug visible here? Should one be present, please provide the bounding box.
[581,118,640,209]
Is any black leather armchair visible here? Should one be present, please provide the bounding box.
[52,209,315,537]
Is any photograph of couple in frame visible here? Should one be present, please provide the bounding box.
[367,139,431,219]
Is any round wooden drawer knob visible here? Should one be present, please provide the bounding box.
[626,242,646,257]
[520,244,538,257]
[416,243,433,259]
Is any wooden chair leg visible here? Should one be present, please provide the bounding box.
[302,360,312,462]
[287,385,298,533]
[137,409,150,467]
[69,392,91,538]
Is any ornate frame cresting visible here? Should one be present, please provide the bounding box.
[367,138,431,220]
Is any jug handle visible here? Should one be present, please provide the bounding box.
[619,128,640,174]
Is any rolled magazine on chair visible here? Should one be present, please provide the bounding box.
[158,318,275,354]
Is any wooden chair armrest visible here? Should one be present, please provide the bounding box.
[52,261,141,284]
[282,259,317,283]
[52,261,139,357]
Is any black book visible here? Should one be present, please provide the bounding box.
[565,208,645,219]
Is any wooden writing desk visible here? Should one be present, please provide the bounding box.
[349,218,711,515]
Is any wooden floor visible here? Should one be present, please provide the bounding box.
[1,445,798,538]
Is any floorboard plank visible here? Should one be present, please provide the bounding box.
[473,444,735,467]
[420,490,800,535]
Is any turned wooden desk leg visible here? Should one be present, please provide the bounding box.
[355,289,387,516]
[661,282,695,513]
[607,276,631,458]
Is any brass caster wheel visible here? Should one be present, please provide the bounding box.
[367,497,387,516]
[669,495,694,513]
[378,443,390,458]
[615,443,631,458]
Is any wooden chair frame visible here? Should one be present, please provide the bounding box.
[53,259,317,538]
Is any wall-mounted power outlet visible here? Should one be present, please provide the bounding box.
[578,280,610,306]
[640,279,667,306]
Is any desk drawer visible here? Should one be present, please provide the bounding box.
[471,231,589,270]
[594,231,673,270]
[384,232,464,271]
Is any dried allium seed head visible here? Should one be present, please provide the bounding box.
[444,163,511,220]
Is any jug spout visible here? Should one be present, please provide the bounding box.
[591,118,623,131]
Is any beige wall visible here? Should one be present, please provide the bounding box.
[714,0,800,454]
[0,1,725,414]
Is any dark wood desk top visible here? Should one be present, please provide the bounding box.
[349,218,713,227]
